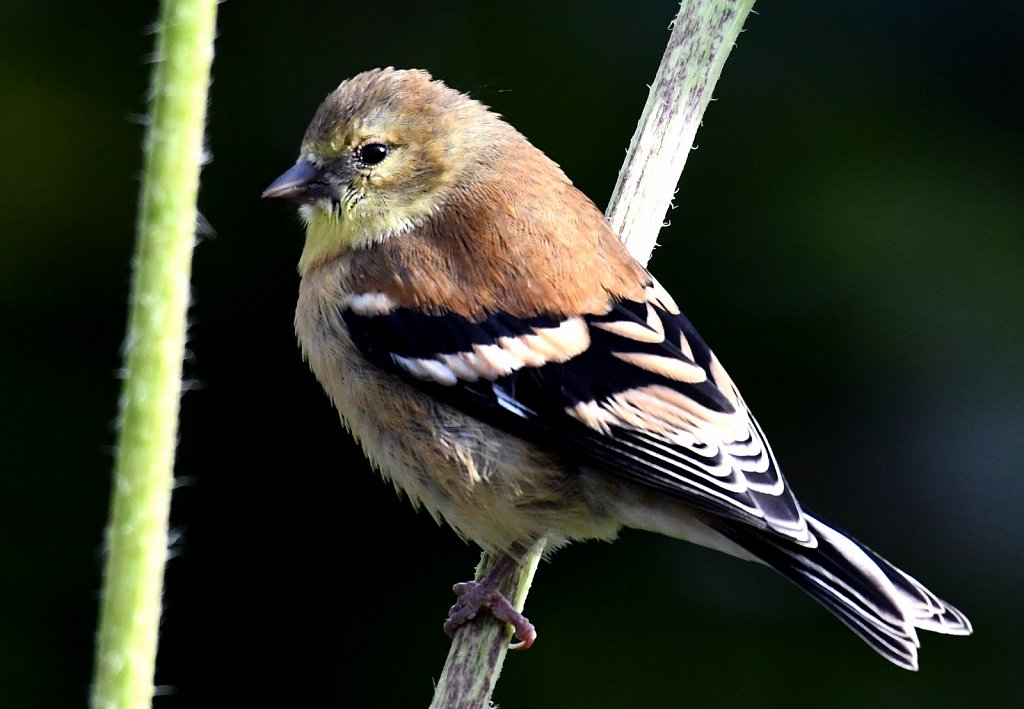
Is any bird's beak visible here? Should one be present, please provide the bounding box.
[262,159,330,202]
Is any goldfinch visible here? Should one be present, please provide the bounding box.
[263,67,972,669]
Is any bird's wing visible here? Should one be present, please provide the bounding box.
[341,279,812,544]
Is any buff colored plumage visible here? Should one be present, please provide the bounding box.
[264,67,971,669]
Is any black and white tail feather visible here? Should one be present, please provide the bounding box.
[341,273,973,669]
[712,513,972,670]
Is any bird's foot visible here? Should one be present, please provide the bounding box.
[442,555,537,649]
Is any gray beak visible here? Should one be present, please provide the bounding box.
[262,160,329,202]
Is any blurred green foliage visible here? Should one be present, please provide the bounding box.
[1,1,1020,706]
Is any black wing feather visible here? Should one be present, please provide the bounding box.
[341,294,808,540]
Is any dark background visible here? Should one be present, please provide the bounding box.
[2,1,1021,706]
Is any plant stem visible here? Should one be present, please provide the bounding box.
[429,543,545,709]
[429,1,755,707]
[91,1,217,707]
[610,0,757,266]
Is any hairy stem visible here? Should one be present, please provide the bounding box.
[91,1,217,707]
[610,0,756,266]
[430,544,544,709]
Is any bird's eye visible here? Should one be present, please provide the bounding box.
[358,143,390,166]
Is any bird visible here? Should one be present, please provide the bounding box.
[262,67,972,670]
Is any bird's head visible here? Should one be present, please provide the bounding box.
[264,67,511,272]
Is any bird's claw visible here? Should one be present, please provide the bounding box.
[443,579,537,650]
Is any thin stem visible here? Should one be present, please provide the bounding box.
[429,543,544,709]
[430,1,755,706]
[610,0,756,266]
[91,1,217,707]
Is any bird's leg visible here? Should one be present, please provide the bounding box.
[443,553,537,650]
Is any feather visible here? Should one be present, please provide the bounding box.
[340,278,813,545]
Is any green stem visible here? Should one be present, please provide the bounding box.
[91,1,217,707]
[429,542,545,709]
[430,1,755,707]
[609,0,757,266]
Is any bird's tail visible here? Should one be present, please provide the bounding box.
[711,513,973,670]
